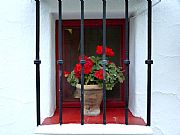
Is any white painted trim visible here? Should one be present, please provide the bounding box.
[34,124,153,135]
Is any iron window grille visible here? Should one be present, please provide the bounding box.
[34,0,153,126]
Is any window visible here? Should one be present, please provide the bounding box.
[56,19,125,108]
[42,19,145,125]
[33,0,154,131]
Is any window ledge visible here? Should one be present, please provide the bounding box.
[34,124,153,135]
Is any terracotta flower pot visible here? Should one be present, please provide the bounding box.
[76,84,103,116]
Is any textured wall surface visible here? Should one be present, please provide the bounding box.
[0,0,37,135]
[0,0,180,135]
[0,0,56,134]
[151,0,180,135]
[129,0,180,135]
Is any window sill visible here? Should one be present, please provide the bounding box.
[42,108,146,125]
[34,124,153,135]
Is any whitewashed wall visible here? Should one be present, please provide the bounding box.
[129,8,148,122]
[0,0,180,135]
[151,0,180,134]
[0,0,37,135]
[129,0,180,135]
[0,0,57,134]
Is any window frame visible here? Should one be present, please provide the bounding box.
[55,19,126,108]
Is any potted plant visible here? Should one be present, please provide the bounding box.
[64,45,125,116]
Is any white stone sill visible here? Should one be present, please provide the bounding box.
[34,124,153,135]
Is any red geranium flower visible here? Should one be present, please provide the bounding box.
[96,45,115,57]
[106,47,114,57]
[84,63,93,74]
[94,69,103,80]
[64,45,125,90]
[74,64,81,78]
[74,56,94,78]
[78,55,91,62]
[96,45,103,55]
[64,71,70,77]
[78,55,94,75]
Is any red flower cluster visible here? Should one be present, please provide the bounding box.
[94,69,103,80]
[74,64,81,78]
[96,46,103,55]
[74,56,94,78]
[106,47,114,57]
[96,45,115,57]
[64,71,70,77]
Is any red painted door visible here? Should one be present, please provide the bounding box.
[56,19,125,108]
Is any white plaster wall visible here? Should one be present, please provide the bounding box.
[0,0,37,134]
[129,0,180,135]
[0,0,56,134]
[152,0,180,134]
[129,11,148,121]
[40,1,56,122]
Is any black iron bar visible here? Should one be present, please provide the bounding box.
[102,0,107,125]
[34,0,41,126]
[80,0,85,125]
[124,0,130,125]
[146,0,153,126]
[58,0,63,125]
[35,0,40,60]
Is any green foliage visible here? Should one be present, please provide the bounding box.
[67,71,79,87]
[64,47,125,91]
[65,57,125,90]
